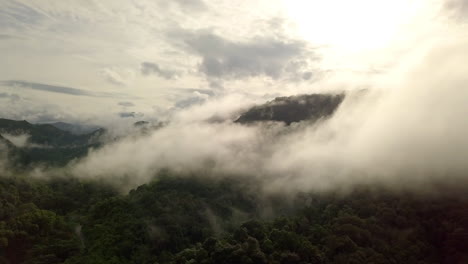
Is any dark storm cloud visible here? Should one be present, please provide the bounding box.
[141,62,180,79]
[169,29,315,80]
[0,80,136,98]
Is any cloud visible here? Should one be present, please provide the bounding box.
[0,1,45,30]
[444,0,468,20]
[157,88,216,115]
[171,87,215,96]
[302,72,313,80]
[0,92,20,101]
[0,0,315,123]
[152,0,208,14]
[3,0,468,195]
[0,103,71,124]
[170,29,316,80]
[0,34,21,40]
[118,112,144,118]
[118,101,135,107]
[0,80,136,98]
[100,68,133,86]
[172,0,207,12]
[208,80,223,89]
[141,62,180,79]
[0,133,29,148]
[174,91,210,109]
[69,36,468,192]
[0,133,49,148]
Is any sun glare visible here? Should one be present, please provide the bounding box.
[284,0,425,53]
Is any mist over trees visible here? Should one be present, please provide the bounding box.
[2,0,468,263]
[2,41,468,262]
[0,93,467,263]
[1,171,467,264]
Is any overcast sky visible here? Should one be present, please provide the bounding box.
[0,0,466,125]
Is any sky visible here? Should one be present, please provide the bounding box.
[1,0,468,191]
[0,0,467,126]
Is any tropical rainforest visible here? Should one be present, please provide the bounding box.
[0,94,467,264]
[1,172,467,264]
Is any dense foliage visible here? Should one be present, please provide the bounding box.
[0,172,467,264]
[0,175,117,263]
[235,94,345,125]
[172,191,468,264]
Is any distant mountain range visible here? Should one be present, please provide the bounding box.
[0,119,103,146]
[0,93,346,167]
[46,121,101,135]
[0,118,104,166]
[235,93,345,125]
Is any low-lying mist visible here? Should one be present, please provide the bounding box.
[65,36,468,194]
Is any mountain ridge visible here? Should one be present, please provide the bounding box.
[235,93,345,125]
[0,118,104,166]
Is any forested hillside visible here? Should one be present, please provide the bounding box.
[3,0,468,263]
[1,171,467,264]
[0,119,103,166]
[235,94,345,125]
[1,98,468,263]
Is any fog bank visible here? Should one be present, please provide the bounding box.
[69,36,468,192]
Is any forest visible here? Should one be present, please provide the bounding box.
[0,97,468,264]
[2,0,468,263]
[1,170,467,264]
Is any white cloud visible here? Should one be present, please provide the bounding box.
[69,34,468,193]
[99,68,135,86]
[141,62,180,79]
[2,0,468,194]
[1,133,30,148]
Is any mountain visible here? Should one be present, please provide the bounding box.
[0,118,104,166]
[236,93,345,125]
[1,105,467,263]
[0,118,101,147]
[47,121,100,135]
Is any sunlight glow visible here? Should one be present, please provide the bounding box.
[284,0,425,52]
